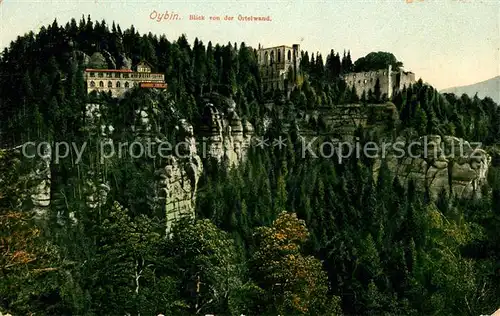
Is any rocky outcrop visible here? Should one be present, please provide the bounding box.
[301,102,398,137]
[85,179,111,210]
[118,53,133,70]
[198,95,254,167]
[373,135,491,199]
[30,145,52,216]
[88,52,108,69]
[101,50,117,69]
[154,120,203,232]
[0,145,51,217]
[73,50,91,67]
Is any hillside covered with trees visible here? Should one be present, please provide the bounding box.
[0,16,499,315]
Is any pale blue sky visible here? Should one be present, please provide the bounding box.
[0,0,498,90]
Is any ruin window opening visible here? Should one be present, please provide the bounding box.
[99,81,104,87]
[288,50,291,61]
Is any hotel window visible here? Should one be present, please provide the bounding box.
[98,73,104,78]
[90,81,95,87]
[106,73,112,78]
[116,81,121,88]
[89,72,95,77]
[115,73,121,78]
[108,81,112,88]
[99,81,104,87]
[123,74,129,78]
[125,82,129,88]
[288,50,291,61]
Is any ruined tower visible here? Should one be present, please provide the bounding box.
[257,44,301,92]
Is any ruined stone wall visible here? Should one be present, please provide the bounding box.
[395,71,416,91]
[344,67,416,99]
[344,69,390,98]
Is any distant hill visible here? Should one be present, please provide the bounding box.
[440,76,500,104]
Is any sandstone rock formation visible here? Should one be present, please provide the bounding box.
[198,97,254,167]
[299,102,398,141]
[154,120,203,232]
[373,135,491,199]
[30,144,52,216]
[88,52,108,69]
[0,145,51,217]
[118,53,133,70]
[101,50,117,69]
[85,179,111,210]
[73,50,91,67]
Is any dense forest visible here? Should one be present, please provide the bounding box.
[0,16,499,315]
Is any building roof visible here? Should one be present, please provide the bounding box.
[85,69,133,73]
[136,60,153,68]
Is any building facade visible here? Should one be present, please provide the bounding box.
[343,65,416,99]
[257,44,301,92]
[84,61,167,98]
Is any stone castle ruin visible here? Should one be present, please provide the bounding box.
[257,44,301,92]
[343,65,416,99]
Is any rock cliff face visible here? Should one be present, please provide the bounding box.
[198,96,254,167]
[373,135,491,199]
[30,145,52,216]
[85,98,204,231]
[154,120,203,232]
[81,50,132,70]
[0,146,51,217]
[299,102,398,141]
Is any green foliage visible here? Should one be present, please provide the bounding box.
[1,15,499,316]
[353,51,404,72]
[250,212,342,315]
[163,218,243,315]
